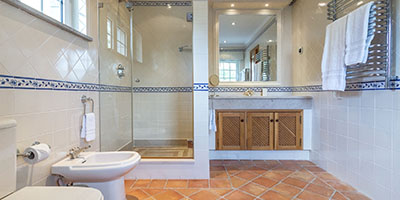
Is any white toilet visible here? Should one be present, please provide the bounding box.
[0,119,103,200]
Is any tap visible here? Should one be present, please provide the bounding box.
[68,145,91,159]
[243,89,254,96]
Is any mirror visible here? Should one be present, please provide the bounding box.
[218,14,277,83]
[18,0,88,35]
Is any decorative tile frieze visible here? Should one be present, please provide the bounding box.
[130,1,192,7]
[132,87,192,93]
[193,83,208,91]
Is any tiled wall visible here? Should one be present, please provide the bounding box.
[131,5,193,142]
[291,0,400,199]
[98,0,133,151]
[0,1,99,187]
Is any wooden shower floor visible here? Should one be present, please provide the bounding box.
[125,160,370,200]
[133,146,193,158]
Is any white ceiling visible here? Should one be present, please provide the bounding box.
[219,15,274,48]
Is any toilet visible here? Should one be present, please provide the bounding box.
[0,119,103,200]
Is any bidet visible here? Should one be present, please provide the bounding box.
[52,151,141,200]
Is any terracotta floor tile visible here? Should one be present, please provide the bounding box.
[296,160,316,166]
[327,181,356,192]
[239,160,255,165]
[331,192,348,200]
[175,189,200,196]
[190,190,219,200]
[149,180,166,188]
[304,166,325,172]
[253,160,267,165]
[210,179,231,188]
[342,192,372,200]
[210,166,226,171]
[282,177,308,188]
[225,190,255,200]
[225,166,241,175]
[315,172,339,181]
[263,171,291,181]
[311,178,330,188]
[273,183,301,197]
[223,160,241,165]
[133,179,151,188]
[125,180,135,191]
[126,189,149,200]
[289,171,315,182]
[210,160,224,166]
[305,183,334,197]
[247,166,269,174]
[252,177,279,188]
[260,190,291,200]
[239,182,267,196]
[234,171,259,180]
[230,176,248,188]
[210,170,229,179]
[297,191,329,200]
[188,179,209,188]
[165,180,188,188]
[142,189,165,196]
[279,160,300,165]
[210,189,233,197]
[153,190,183,200]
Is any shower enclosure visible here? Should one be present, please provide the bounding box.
[98,0,194,159]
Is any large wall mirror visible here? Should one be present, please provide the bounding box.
[217,11,279,83]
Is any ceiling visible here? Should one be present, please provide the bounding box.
[212,0,292,9]
[219,14,275,48]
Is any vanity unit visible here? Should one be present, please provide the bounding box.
[209,95,312,160]
[216,109,302,151]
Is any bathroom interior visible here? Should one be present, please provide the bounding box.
[0,0,399,199]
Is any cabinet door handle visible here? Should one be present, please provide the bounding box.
[276,119,279,122]
[240,119,244,122]
[270,119,274,122]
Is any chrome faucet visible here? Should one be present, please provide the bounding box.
[243,89,254,96]
[68,145,91,159]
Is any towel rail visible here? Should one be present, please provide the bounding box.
[81,95,94,114]
[327,0,392,86]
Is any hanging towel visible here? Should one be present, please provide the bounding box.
[321,16,348,91]
[345,2,375,65]
[209,109,217,133]
[81,113,96,142]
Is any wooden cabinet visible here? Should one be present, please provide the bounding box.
[217,112,246,150]
[216,110,302,150]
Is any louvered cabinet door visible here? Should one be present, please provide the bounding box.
[247,112,274,150]
[274,112,303,150]
[217,112,246,150]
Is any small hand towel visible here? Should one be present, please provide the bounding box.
[81,113,96,142]
[345,2,375,65]
[209,109,217,133]
[321,16,348,91]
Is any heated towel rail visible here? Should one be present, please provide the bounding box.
[327,0,393,88]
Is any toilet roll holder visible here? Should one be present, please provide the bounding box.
[16,141,51,160]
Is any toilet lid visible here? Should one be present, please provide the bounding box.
[3,187,103,200]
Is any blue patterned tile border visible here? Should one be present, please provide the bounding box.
[132,87,192,93]
[210,80,399,93]
[130,1,192,6]
[0,74,131,92]
[194,83,209,91]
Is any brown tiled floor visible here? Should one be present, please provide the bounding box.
[125,160,370,200]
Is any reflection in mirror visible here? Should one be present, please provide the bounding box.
[219,14,277,82]
[18,0,87,34]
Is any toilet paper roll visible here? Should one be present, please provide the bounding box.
[23,143,51,164]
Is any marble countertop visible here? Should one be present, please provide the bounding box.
[209,95,313,100]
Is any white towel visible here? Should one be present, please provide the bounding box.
[321,16,348,91]
[345,2,375,65]
[81,113,96,142]
[209,110,217,133]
